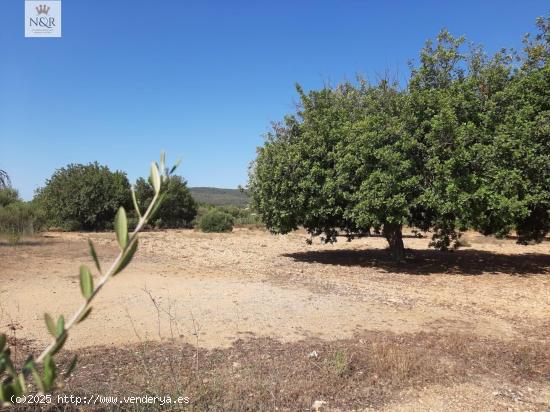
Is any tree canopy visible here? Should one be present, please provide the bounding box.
[35,163,132,230]
[250,15,549,259]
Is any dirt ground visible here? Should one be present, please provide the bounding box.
[1,228,549,410]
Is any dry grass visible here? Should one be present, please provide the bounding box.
[10,330,549,411]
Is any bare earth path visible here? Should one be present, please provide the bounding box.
[0,229,549,410]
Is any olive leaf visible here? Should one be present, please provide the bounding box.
[42,356,56,391]
[44,314,56,337]
[131,188,142,218]
[114,207,128,249]
[77,307,93,324]
[113,238,138,276]
[88,239,101,273]
[55,316,65,338]
[79,265,94,300]
[151,162,161,193]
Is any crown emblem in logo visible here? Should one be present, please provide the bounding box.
[36,5,50,15]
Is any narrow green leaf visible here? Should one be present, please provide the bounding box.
[114,207,128,249]
[113,237,138,276]
[1,350,16,376]
[0,382,13,403]
[79,265,94,300]
[169,158,181,175]
[88,239,101,273]
[150,162,161,193]
[0,334,5,352]
[56,316,65,338]
[0,382,6,403]
[50,333,67,356]
[77,307,92,324]
[42,355,56,391]
[160,151,166,174]
[64,355,78,378]
[44,314,56,337]
[131,188,142,218]
[17,373,26,395]
[32,367,45,393]
[11,375,24,397]
[0,354,8,375]
[22,356,35,377]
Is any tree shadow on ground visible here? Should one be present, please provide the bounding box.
[283,248,550,276]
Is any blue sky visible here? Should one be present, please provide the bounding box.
[1,1,548,200]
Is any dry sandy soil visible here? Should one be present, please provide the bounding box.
[0,228,549,411]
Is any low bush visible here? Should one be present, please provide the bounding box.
[0,188,46,243]
[219,205,262,226]
[0,188,19,207]
[0,201,37,244]
[198,209,234,232]
[195,204,262,227]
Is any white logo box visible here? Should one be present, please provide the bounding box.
[25,1,62,38]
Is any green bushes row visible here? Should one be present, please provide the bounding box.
[32,163,197,231]
[1,164,264,237]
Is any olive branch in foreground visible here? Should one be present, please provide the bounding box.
[0,153,179,406]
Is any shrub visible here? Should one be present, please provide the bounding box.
[0,201,36,243]
[218,205,262,226]
[134,175,197,228]
[195,205,262,227]
[198,209,234,232]
[330,350,352,377]
[34,162,132,230]
[0,188,19,207]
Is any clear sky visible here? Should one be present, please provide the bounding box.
[1,1,548,199]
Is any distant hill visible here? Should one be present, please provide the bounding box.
[190,187,250,207]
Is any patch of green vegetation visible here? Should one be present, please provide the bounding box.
[190,187,250,207]
[0,188,44,244]
[197,209,234,232]
[195,204,262,227]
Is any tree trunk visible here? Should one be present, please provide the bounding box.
[383,223,405,261]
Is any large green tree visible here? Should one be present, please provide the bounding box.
[487,16,550,243]
[35,162,132,230]
[250,82,418,259]
[250,17,549,260]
